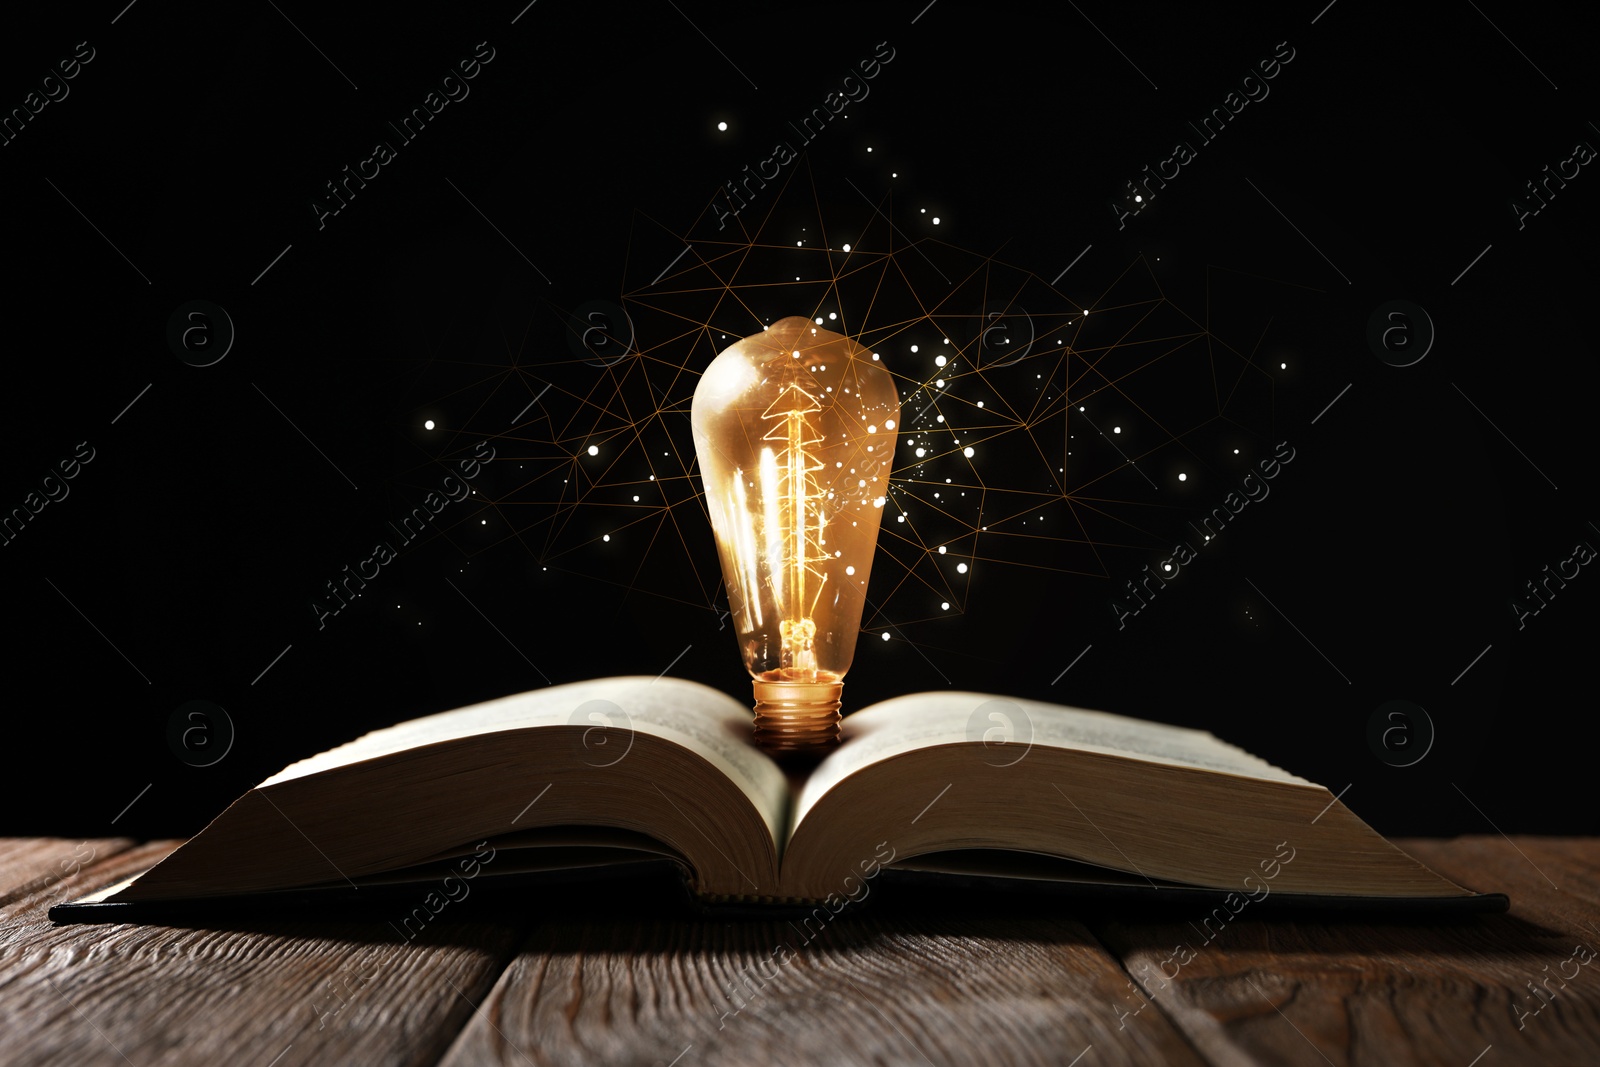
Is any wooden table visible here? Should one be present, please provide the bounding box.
[2,836,1597,1066]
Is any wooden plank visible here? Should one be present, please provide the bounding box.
[0,839,534,1067]
[437,885,1211,1067]
[0,838,137,913]
[1084,835,1600,1066]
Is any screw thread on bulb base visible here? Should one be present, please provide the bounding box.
[752,679,843,752]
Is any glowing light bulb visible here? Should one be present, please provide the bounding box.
[692,317,900,752]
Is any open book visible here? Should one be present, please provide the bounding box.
[52,677,1504,920]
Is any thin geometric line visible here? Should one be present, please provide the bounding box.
[256,789,360,889]
[1451,243,1492,286]
[111,383,153,425]
[512,783,552,824]
[252,644,293,685]
[663,0,758,89]
[1465,0,1557,89]
[43,576,150,684]
[263,0,359,90]
[1067,0,1157,89]
[652,644,692,682]
[1311,783,1350,824]
[447,576,551,683]
[1054,783,1159,888]
[111,783,152,825]
[1451,783,1558,889]
[441,976,540,1067]
[1244,577,1351,684]
[1451,382,1557,489]
[44,177,151,284]
[511,0,539,24]
[912,783,951,823]
[1052,244,1093,284]
[44,976,138,1067]
[1243,177,1350,284]
[1310,382,1351,425]
[445,177,552,283]
[252,244,293,286]
[1310,0,1339,24]
[1052,644,1092,683]
[910,0,939,23]
[1451,643,1492,686]
[652,783,758,888]
[252,383,360,489]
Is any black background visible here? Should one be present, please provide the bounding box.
[1,1,1594,839]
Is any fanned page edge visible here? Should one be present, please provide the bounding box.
[796,691,1321,832]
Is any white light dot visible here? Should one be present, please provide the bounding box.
[858,479,866,487]
[885,419,895,429]
[935,354,946,367]
[1281,362,1287,369]
[867,146,873,152]
[845,565,856,575]
[935,379,945,388]
[964,447,975,457]
[873,496,885,507]
[717,121,727,131]
[843,243,851,252]
[920,208,926,214]
[602,534,610,542]
[1163,564,1172,571]
[828,312,836,320]
[872,353,880,361]
[957,563,968,573]
[976,401,984,408]
[938,546,946,554]
[936,415,944,423]
[897,515,905,522]
[632,495,639,501]
[587,445,599,456]
[815,316,823,324]
[868,424,876,433]
[1233,448,1240,454]
[911,344,919,353]
[1178,473,1187,481]
[932,216,941,224]
[882,632,891,641]
[941,602,950,610]
[915,447,926,457]
[424,419,435,430]
[1134,195,1143,203]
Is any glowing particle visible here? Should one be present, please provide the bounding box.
[935,355,947,367]
[424,419,435,430]
[632,495,639,501]
[941,602,950,610]
[843,243,851,252]
[868,425,876,433]
[1178,473,1187,481]
[976,401,983,408]
[885,419,895,428]
[957,563,968,573]
[935,379,945,388]
[845,565,855,575]
[964,447,975,457]
[602,534,610,542]
[938,546,946,554]
[717,121,727,131]
[932,217,941,224]
[882,632,890,641]
[911,344,919,353]
[587,445,598,456]
[915,447,926,457]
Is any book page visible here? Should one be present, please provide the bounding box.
[794,691,1317,830]
[262,677,791,845]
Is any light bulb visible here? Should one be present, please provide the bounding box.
[692,317,900,752]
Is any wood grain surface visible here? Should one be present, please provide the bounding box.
[0,836,1594,1066]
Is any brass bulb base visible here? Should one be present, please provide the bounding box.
[752,679,843,753]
